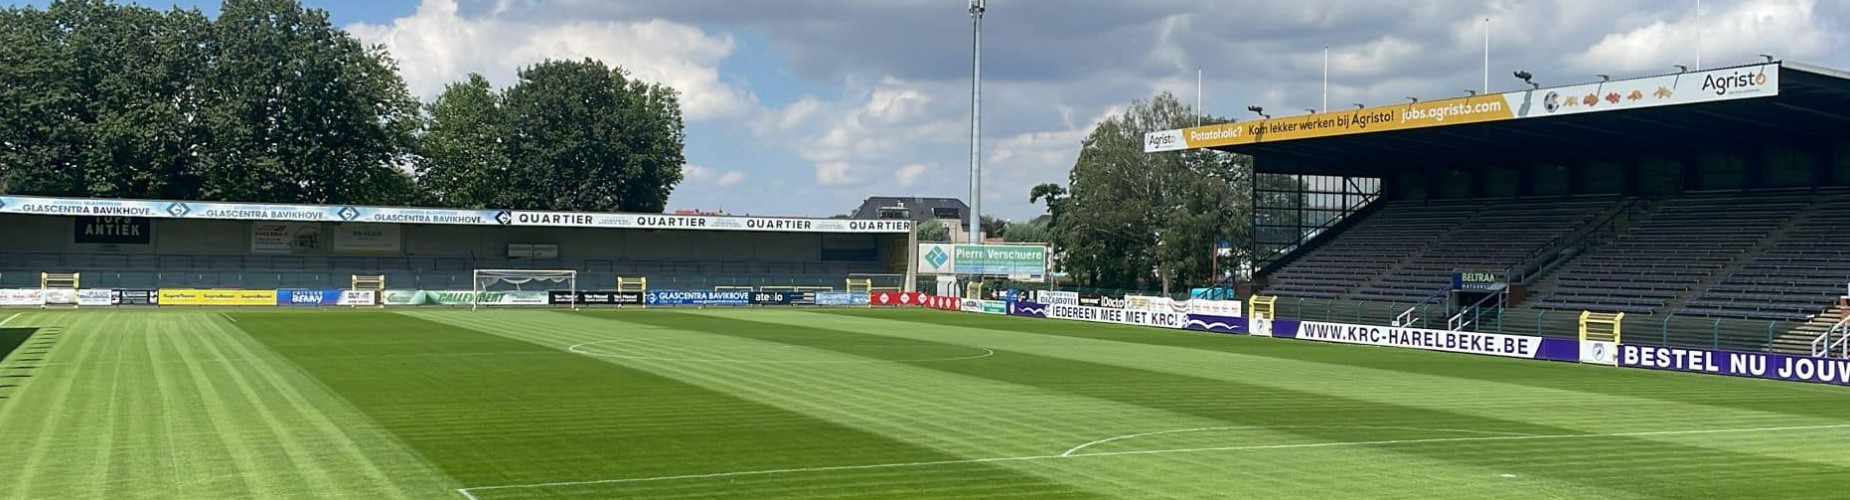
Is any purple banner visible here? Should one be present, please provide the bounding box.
[1618,344,1850,387]
[1242,319,1578,362]
[1184,314,1247,334]
[1006,301,1047,318]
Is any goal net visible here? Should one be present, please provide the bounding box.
[472,269,576,310]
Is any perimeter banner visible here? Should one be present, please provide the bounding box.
[0,289,45,306]
[380,290,547,306]
[1617,345,1850,387]
[1146,63,1780,152]
[1044,304,1187,329]
[159,289,278,306]
[645,290,751,306]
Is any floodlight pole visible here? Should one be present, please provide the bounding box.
[1696,0,1703,69]
[1483,18,1490,94]
[967,0,985,244]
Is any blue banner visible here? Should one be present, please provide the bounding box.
[1007,301,1046,318]
[645,290,752,306]
[277,289,339,306]
[815,292,869,306]
[1618,344,1850,387]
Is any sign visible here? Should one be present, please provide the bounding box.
[1293,321,1552,360]
[341,290,378,306]
[77,289,114,306]
[916,244,1049,281]
[1033,290,1080,306]
[817,292,870,306]
[251,223,321,254]
[870,291,927,306]
[1188,299,1243,318]
[1453,271,1507,291]
[645,290,752,306]
[1581,340,1618,365]
[1045,304,1187,329]
[577,291,644,305]
[1145,63,1782,152]
[0,289,44,306]
[980,300,1008,314]
[332,223,401,253]
[0,195,909,234]
[380,290,547,306]
[1007,301,1048,318]
[117,289,157,305]
[159,289,278,306]
[74,216,151,244]
[1127,295,1189,314]
[1618,344,1850,387]
[43,289,77,305]
[960,298,983,313]
[507,211,911,233]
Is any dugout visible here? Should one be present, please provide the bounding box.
[0,196,916,293]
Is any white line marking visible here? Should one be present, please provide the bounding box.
[567,339,995,364]
[456,488,481,500]
[0,313,19,328]
[220,313,237,323]
[455,423,1850,496]
[1059,425,1542,457]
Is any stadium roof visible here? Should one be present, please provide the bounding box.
[1145,61,1850,177]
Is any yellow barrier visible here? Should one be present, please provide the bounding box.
[1249,295,1278,320]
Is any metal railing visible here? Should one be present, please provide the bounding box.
[1448,290,1506,331]
[1811,316,1850,358]
[1396,286,1447,328]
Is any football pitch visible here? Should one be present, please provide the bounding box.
[2,309,1849,499]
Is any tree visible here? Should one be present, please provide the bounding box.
[417,74,508,208]
[979,215,1008,241]
[200,0,423,205]
[486,58,685,212]
[1057,92,1250,293]
[915,219,951,243]
[0,1,214,199]
[1001,217,1052,243]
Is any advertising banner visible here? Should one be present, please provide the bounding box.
[77,289,115,306]
[1145,63,1782,152]
[278,289,328,306]
[273,289,377,306]
[1617,345,1850,387]
[1188,300,1243,318]
[331,223,401,253]
[380,290,547,306]
[340,290,378,306]
[117,289,157,305]
[1033,290,1080,306]
[43,289,77,305]
[251,222,321,254]
[1127,295,1190,314]
[960,298,983,313]
[816,292,870,306]
[1289,321,1576,361]
[74,216,151,244]
[0,289,45,306]
[922,295,959,311]
[979,300,1007,314]
[506,211,910,233]
[159,289,278,306]
[916,244,1048,281]
[576,290,644,305]
[1007,301,1048,318]
[1581,340,1619,366]
[645,290,752,306]
[1044,304,1187,329]
[752,291,796,305]
[1185,314,1247,334]
[0,195,907,234]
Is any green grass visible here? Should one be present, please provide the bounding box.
[1,308,1849,499]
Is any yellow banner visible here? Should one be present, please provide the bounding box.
[1153,95,1517,151]
[159,289,278,306]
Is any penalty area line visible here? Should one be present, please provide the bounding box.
[454,423,1850,497]
[0,313,18,328]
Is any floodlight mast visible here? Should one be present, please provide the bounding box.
[967,0,985,244]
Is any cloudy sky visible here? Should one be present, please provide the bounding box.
[18,0,1850,219]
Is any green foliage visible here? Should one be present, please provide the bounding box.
[1054,92,1251,292]
[417,74,509,208]
[497,59,685,212]
[1001,218,1052,243]
[915,218,951,242]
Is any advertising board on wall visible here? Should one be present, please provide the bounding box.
[331,223,401,253]
[816,292,870,306]
[381,290,547,306]
[916,244,1048,282]
[1290,321,1569,360]
[277,289,379,306]
[1033,290,1080,306]
[77,289,114,306]
[251,223,321,254]
[116,289,158,305]
[42,289,77,306]
[1188,299,1243,318]
[74,216,152,244]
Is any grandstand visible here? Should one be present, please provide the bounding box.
[0,198,916,294]
[1150,60,1850,355]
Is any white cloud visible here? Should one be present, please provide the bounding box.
[1570,0,1837,73]
[683,164,747,186]
[347,0,756,120]
[895,163,933,187]
[816,162,856,186]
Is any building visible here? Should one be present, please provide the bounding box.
[848,197,968,227]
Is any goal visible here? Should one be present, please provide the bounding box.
[1578,311,1625,365]
[41,272,79,309]
[472,269,576,311]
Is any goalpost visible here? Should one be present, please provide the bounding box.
[473,269,576,311]
[41,272,79,309]
[351,274,385,308]
[1579,311,1625,365]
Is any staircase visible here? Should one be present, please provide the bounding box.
[1662,200,1816,312]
